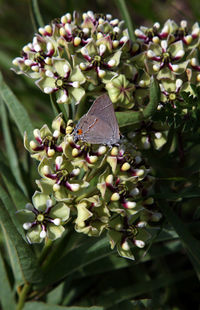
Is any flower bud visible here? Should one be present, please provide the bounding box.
[80,62,87,70]
[45,57,52,65]
[32,65,39,72]
[53,184,61,191]
[111,147,118,156]
[137,221,147,228]
[99,44,106,56]
[121,162,130,171]
[144,197,154,205]
[130,188,140,196]
[47,148,55,157]
[66,126,73,134]
[72,148,79,157]
[175,49,184,58]
[135,240,145,248]
[98,69,106,78]
[122,240,130,251]
[44,87,54,94]
[45,70,54,78]
[88,155,98,163]
[24,59,33,66]
[152,36,160,44]
[110,19,119,26]
[98,145,107,155]
[171,64,179,72]
[97,32,103,39]
[107,59,116,67]
[45,25,52,35]
[83,27,89,35]
[40,230,47,239]
[111,192,120,201]
[106,174,113,184]
[72,168,80,176]
[72,81,80,88]
[60,27,66,36]
[68,183,80,192]
[29,140,38,149]
[124,201,136,209]
[43,165,51,175]
[23,222,32,230]
[184,35,192,44]
[53,218,61,226]
[74,37,81,46]
[113,40,119,48]
[153,64,160,72]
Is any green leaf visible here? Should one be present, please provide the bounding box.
[96,270,193,307]
[116,110,143,127]
[47,282,65,305]
[158,199,200,279]
[1,224,24,287]
[0,159,29,211]
[38,237,113,288]
[142,76,160,118]
[23,302,104,310]
[30,0,44,30]
[115,0,135,40]
[0,71,34,141]
[0,250,16,310]
[0,202,43,284]
[0,99,28,196]
[0,184,25,236]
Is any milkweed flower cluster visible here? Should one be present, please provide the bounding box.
[12,14,200,117]
[17,114,161,259]
[132,19,200,122]
[12,11,135,107]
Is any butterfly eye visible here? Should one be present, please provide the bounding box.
[77,129,83,135]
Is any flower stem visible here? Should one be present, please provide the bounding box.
[16,283,31,310]
[38,238,53,265]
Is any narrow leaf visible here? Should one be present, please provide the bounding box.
[1,224,24,286]
[115,0,135,40]
[158,199,200,279]
[143,76,160,118]
[0,99,28,196]
[0,202,43,284]
[116,110,143,128]
[39,237,113,288]
[24,302,104,310]
[0,250,16,310]
[0,71,34,141]
[97,270,193,307]
[0,184,25,236]
[0,160,29,211]
[31,0,44,28]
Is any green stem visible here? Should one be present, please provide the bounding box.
[16,283,31,310]
[41,227,74,273]
[50,94,60,117]
[115,0,135,40]
[38,239,53,265]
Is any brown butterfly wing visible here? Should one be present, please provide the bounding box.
[86,94,120,141]
[74,94,120,145]
[75,114,115,144]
